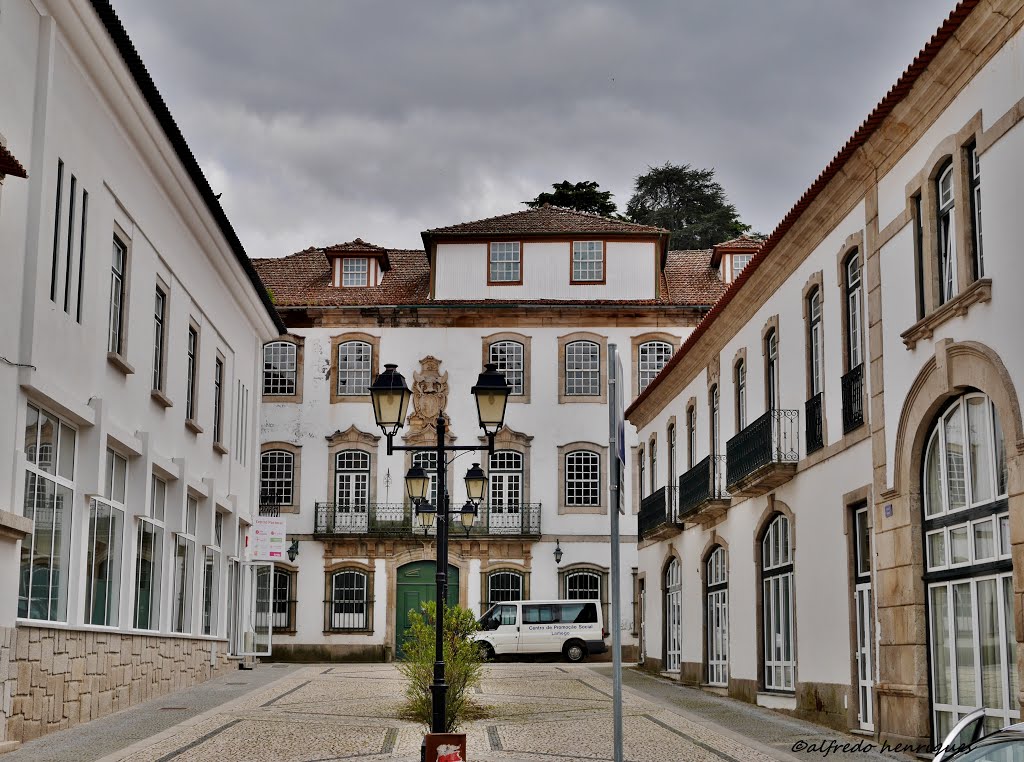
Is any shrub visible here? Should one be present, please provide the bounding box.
[397,600,486,731]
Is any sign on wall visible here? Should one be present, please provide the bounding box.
[250,517,288,561]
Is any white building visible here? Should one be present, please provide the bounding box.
[253,208,726,661]
[628,0,1024,746]
[0,0,283,749]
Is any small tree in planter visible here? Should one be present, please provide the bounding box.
[398,601,486,731]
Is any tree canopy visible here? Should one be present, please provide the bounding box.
[525,180,617,216]
[626,162,748,250]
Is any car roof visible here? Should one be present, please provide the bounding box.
[494,600,599,605]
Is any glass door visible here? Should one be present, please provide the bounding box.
[855,583,874,730]
[240,561,273,657]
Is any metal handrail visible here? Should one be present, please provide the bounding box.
[805,393,824,454]
[313,502,542,537]
[842,364,865,433]
[725,409,800,487]
[677,455,729,520]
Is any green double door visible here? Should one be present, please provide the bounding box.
[395,561,460,659]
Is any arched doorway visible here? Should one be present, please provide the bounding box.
[664,557,682,672]
[396,560,460,659]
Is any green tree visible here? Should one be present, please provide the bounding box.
[397,601,486,731]
[626,162,749,250]
[525,180,617,216]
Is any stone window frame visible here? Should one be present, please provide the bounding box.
[666,415,678,492]
[262,335,305,404]
[648,432,658,495]
[732,347,748,434]
[685,398,697,469]
[272,562,299,634]
[260,441,302,514]
[557,440,609,515]
[325,426,380,505]
[631,332,681,401]
[631,444,643,513]
[323,560,375,634]
[481,332,532,404]
[801,271,826,401]
[558,562,611,630]
[480,561,530,610]
[479,426,534,505]
[834,237,865,376]
[753,496,797,695]
[329,332,380,404]
[761,315,780,411]
[558,331,608,404]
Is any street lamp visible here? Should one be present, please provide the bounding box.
[370,363,511,738]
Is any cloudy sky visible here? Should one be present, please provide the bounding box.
[110,1,953,259]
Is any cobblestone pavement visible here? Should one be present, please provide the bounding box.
[3,661,910,762]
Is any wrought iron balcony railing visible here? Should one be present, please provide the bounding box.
[258,504,281,517]
[313,502,542,538]
[805,393,824,455]
[842,363,865,433]
[725,408,800,489]
[677,455,729,521]
[638,486,678,542]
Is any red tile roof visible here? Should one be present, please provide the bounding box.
[626,0,982,421]
[423,204,667,238]
[324,238,388,253]
[253,246,723,309]
[0,143,27,178]
[713,234,763,250]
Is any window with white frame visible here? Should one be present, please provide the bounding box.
[337,341,372,396]
[263,342,297,396]
[968,143,983,278]
[735,360,747,431]
[342,257,369,287]
[565,570,600,600]
[808,288,823,397]
[489,242,521,283]
[937,163,957,305]
[233,380,250,466]
[844,252,863,370]
[761,514,795,692]
[202,546,219,636]
[487,570,523,606]
[649,439,657,494]
[153,286,166,392]
[335,451,371,509]
[565,450,600,507]
[19,405,76,622]
[489,340,524,396]
[489,450,522,510]
[213,356,225,445]
[687,406,696,469]
[638,341,673,394]
[186,325,198,421]
[572,241,603,282]
[412,450,438,506]
[172,498,197,634]
[765,330,779,411]
[710,385,720,456]
[133,476,166,630]
[638,447,645,501]
[565,340,600,396]
[923,392,1013,739]
[260,450,294,506]
[667,423,677,489]
[109,236,127,355]
[706,546,729,687]
[85,448,126,626]
[733,253,753,277]
[329,569,368,630]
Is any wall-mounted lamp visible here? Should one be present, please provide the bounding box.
[554,539,563,565]
[287,539,300,563]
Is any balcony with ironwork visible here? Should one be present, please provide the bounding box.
[805,393,824,455]
[259,489,288,517]
[842,364,865,433]
[638,486,679,543]
[313,502,542,538]
[725,408,799,498]
[677,455,730,525]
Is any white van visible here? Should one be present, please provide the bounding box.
[473,600,607,663]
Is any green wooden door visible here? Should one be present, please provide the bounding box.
[396,561,460,659]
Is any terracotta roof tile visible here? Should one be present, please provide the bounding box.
[713,234,763,250]
[424,204,667,237]
[0,143,27,178]
[324,238,388,253]
[253,246,724,309]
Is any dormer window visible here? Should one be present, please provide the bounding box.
[342,257,369,287]
[733,253,752,276]
[489,242,521,284]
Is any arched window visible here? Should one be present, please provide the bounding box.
[263,342,297,396]
[735,360,747,431]
[687,406,696,469]
[334,451,370,510]
[638,447,646,501]
[937,162,957,305]
[649,438,657,494]
[260,450,294,506]
[328,569,368,630]
[765,330,779,410]
[923,392,1013,739]
[761,514,794,692]
[565,341,600,396]
[565,450,600,507]
[487,570,523,607]
[336,340,372,395]
[807,288,823,397]
[844,252,863,370]
[489,340,524,396]
[706,547,728,687]
[664,558,682,672]
[667,423,677,490]
[565,570,601,600]
[639,341,673,394]
[710,385,720,456]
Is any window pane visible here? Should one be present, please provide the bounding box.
[944,409,967,512]
[930,585,952,704]
[927,530,947,570]
[57,423,75,480]
[341,258,368,287]
[261,451,294,505]
[950,525,970,565]
[953,582,976,706]
[967,397,994,505]
[488,571,522,604]
[977,578,1003,710]
[565,341,600,396]
[19,476,73,621]
[263,342,297,396]
[1003,577,1018,704]
[85,500,123,626]
[639,341,673,394]
[924,433,943,517]
[572,241,604,282]
[337,341,371,395]
[973,519,995,562]
[566,571,601,600]
[133,520,163,630]
[489,242,521,283]
[489,341,524,396]
[993,403,1008,497]
[565,451,600,506]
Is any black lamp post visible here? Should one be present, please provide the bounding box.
[369,362,510,735]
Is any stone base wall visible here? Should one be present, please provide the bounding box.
[0,626,16,750]
[795,681,852,732]
[5,626,230,745]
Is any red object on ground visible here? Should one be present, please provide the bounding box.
[425,733,467,762]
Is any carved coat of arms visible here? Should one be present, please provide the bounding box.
[408,356,449,430]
